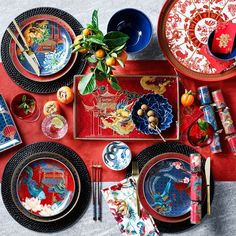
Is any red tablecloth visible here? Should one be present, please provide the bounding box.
[0,60,236,181]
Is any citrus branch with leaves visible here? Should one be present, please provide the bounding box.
[71,10,129,95]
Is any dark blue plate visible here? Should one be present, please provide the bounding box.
[131,94,173,135]
[0,95,22,152]
[144,158,191,217]
[17,19,72,76]
[138,153,192,220]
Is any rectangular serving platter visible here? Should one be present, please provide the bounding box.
[74,74,180,140]
[0,94,22,152]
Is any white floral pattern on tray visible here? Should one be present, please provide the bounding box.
[165,0,236,74]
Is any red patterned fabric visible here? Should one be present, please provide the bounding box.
[0,61,236,181]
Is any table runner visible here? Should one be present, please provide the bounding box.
[0,60,235,181]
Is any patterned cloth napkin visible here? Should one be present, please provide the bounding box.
[102,177,160,236]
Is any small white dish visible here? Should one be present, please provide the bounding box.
[102,141,132,171]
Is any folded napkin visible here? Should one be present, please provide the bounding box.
[102,177,160,236]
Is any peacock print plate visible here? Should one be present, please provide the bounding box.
[138,153,196,222]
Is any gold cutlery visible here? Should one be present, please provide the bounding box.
[205,157,211,215]
[12,20,40,68]
[132,161,141,216]
[7,23,40,76]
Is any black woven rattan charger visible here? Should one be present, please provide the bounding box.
[127,141,214,234]
[1,7,86,93]
[1,142,91,232]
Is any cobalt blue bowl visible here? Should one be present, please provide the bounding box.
[131,94,173,135]
[107,8,152,53]
[208,30,236,61]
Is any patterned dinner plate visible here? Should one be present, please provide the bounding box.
[158,0,236,81]
[17,18,72,76]
[17,157,77,218]
[9,15,77,82]
[11,151,81,223]
[0,94,22,152]
[138,152,205,223]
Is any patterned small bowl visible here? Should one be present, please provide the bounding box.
[102,141,132,171]
[131,94,173,135]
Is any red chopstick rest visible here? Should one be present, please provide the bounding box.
[211,22,236,54]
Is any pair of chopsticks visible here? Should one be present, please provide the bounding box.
[7,19,40,76]
[92,162,102,221]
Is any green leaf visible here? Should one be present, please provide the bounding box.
[22,95,26,102]
[116,58,125,68]
[198,119,209,132]
[87,56,97,63]
[96,60,107,73]
[104,31,129,48]
[110,81,122,91]
[95,71,107,81]
[198,135,209,144]
[111,43,126,53]
[111,52,117,58]
[78,73,97,95]
[92,10,98,29]
[87,35,105,45]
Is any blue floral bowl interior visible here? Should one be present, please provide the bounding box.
[208,30,236,61]
[107,8,152,53]
[131,94,173,135]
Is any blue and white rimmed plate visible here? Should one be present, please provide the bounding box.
[102,141,132,171]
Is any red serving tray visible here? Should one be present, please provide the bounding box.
[74,75,180,140]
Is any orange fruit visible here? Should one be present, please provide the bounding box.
[57,86,74,104]
[43,101,61,116]
[95,49,105,58]
[78,48,88,53]
[106,57,116,66]
[82,28,91,36]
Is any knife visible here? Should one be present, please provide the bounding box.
[12,19,40,67]
[205,157,211,215]
[7,28,40,76]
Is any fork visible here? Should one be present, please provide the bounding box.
[132,161,141,216]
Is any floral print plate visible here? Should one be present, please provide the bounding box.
[17,158,76,217]
[17,19,72,76]
[158,0,236,81]
[138,153,194,222]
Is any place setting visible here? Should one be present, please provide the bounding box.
[1,7,86,93]
[0,1,235,235]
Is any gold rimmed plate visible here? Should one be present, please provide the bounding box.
[9,14,78,82]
